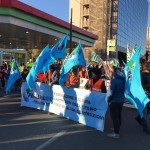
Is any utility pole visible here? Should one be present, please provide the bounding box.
[69,8,73,54]
[107,0,112,60]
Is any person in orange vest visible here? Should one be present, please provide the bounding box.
[78,66,88,79]
[65,68,79,88]
[85,68,106,93]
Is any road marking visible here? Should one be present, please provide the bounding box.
[35,131,66,150]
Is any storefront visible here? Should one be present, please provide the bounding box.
[0,49,27,66]
[0,0,97,66]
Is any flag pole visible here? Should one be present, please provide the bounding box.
[69,8,73,54]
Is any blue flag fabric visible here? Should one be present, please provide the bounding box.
[124,46,150,117]
[26,35,68,89]
[26,44,50,89]
[26,65,37,90]
[34,44,50,73]
[42,34,68,72]
[0,50,4,55]
[6,60,21,94]
[59,43,86,85]
[51,34,68,59]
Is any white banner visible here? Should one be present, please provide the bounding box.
[79,78,89,89]
[21,82,108,132]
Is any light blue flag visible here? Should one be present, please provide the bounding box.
[34,44,50,73]
[124,46,150,117]
[6,59,21,94]
[42,50,55,73]
[26,66,37,90]
[26,44,50,89]
[51,34,68,59]
[42,34,68,72]
[0,50,4,55]
[59,42,86,85]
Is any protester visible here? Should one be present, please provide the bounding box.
[65,68,79,88]
[6,65,11,80]
[48,64,60,86]
[26,59,33,70]
[0,66,7,88]
[135,112,150,135]
[21,63,26,73]
[3,61,7,70]
[78,66,88,79]
[46,65,53,84]
[47,64,60,115]
[135,65,150,135]
[100,66,107,79]
[106,67,126,138]
[84,68,106,93]
[21,69,29,82]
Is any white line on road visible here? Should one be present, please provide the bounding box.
[35,131,66,150]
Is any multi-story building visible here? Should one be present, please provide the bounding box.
[146,27,150,61]
[70,0,149,63]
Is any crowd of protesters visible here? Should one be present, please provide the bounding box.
[1,58,150,138]
[2,59,150,94]
[0,60,30,89]
[34,61,109,93]
[0,59,107,93]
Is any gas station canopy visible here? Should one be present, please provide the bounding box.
[0,0,98,50]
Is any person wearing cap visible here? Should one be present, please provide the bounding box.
[84,68,106,93]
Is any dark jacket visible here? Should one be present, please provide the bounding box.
[107,70,125,103]
[50,70,60,85]
[141,71,150,94]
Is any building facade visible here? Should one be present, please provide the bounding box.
[146,27,150,61]
[0,0,97,66]
[70,0,148,63]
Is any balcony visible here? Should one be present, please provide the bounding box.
[82,21,89,28]
[83,0,89,7]
[83,9,89,17]
[111,16,118,23]
[112,7,118,12]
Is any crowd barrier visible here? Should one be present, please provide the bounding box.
[21,82,108,132]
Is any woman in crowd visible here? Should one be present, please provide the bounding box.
[106,67,126,139]
[65,68,79,88]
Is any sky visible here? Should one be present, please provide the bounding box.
[19,0,69,22]
[19,0,150,25]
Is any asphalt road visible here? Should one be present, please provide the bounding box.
[0,92,150,150]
